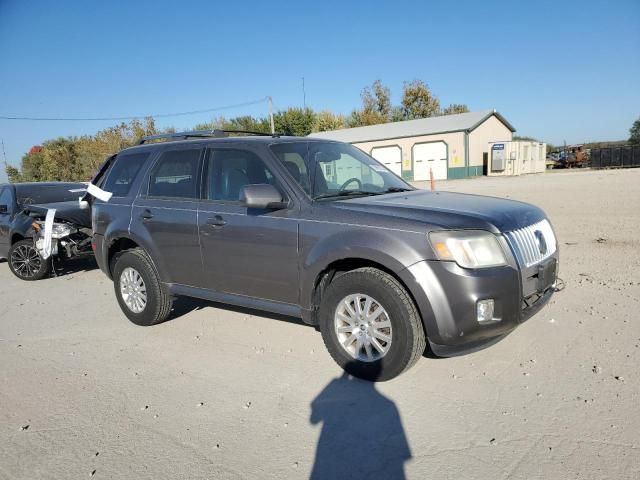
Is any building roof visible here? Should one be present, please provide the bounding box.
[309,110,516,144]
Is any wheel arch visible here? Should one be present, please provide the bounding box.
[105,230,167,283]
[107,236,140,275]
[11,232,27,244]
[306,255,429,337]
[301,228,427,313]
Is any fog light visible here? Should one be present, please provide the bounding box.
[477,299,495,323]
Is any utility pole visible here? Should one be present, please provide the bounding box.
[268,96,275,134]
[1,139,7,170]
[302,77,306,109]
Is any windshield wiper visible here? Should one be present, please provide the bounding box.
[382,187,413,193]
[313,190,383,200]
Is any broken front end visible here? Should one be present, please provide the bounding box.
[8,201,94,281]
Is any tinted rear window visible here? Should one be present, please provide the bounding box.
[103,152,150,197]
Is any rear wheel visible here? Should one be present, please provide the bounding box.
[8,239,51,281]
[319,267,426,381]
[112,248,172,326]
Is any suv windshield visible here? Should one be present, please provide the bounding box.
[270,141,413,200]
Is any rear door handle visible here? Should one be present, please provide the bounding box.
[141,209,153,220]
[207,215,227,227]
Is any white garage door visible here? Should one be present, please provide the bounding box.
[371,145,402,177]
[413,142,447,181]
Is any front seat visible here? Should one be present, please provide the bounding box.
[223,168,250,201]
[283,161,312,193]
[283,161,302,182]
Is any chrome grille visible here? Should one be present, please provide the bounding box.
[505,219,556,268]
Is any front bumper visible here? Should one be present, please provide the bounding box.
[400,254,558,357]
[428,285,555,357]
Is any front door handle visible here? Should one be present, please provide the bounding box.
[141,209,153,220]
[207,215,227,227]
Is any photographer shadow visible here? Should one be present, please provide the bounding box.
[310,363,411,480]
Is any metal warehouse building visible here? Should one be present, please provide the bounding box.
[310,109,515,181]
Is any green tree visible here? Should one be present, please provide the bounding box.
[196,115,270,133]
[273,107,315,136]
[348,80,393,127]
[16,148,46,182]
[194,116,227,131]
[313,111,346,132]
[390,106,405,122]
[367,80,392,120]
[629,117,640,144]
[401,80,440,120]
[7,118,163,182]
[5,164,22,183]
[227,115,270,133]
[441,104,469,115]
[41,138,83,181]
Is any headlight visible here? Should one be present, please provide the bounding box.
[35,221,73,239]
[51,223,73,239]
[429,230,507,268]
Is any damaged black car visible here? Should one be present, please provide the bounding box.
[0,182,93,281]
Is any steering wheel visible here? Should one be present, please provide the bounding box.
[339,177,362,191]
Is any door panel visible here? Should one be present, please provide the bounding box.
[131,147,204,286]
[199,204,299,303]
[132,199,202,286]
[0,187,12,257]
[198,147,299,304]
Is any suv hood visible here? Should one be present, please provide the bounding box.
[336,190,545,233]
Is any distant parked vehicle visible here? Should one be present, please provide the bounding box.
[87,130,558,381]
[545,154,559,169]
[0,182,93,280]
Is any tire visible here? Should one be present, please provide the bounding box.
[319,267,426,382]
[112,248,172,326]
[8,239,51,281]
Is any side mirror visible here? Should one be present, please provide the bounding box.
[0,204,8,214]
[240,184,287,209]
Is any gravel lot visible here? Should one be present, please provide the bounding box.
[1,168,639,479]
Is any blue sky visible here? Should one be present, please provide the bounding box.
[1,0,639,182]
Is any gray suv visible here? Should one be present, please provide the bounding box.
[89,130,558,381]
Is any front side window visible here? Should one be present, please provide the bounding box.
[148,148,201,199]
[205,148,278,202]
[270,142,412,200]
[103,152,149,197]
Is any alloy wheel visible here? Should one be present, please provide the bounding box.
[11,244,43,279]
[334,294,393,362]
[119,267,148,314]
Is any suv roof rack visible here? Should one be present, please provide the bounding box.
[137,129,281,145]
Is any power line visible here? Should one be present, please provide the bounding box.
[0,97,269,121]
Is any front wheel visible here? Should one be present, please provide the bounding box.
[8,239,51,281]
[112,248,173,326]
[319,267,426,381]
